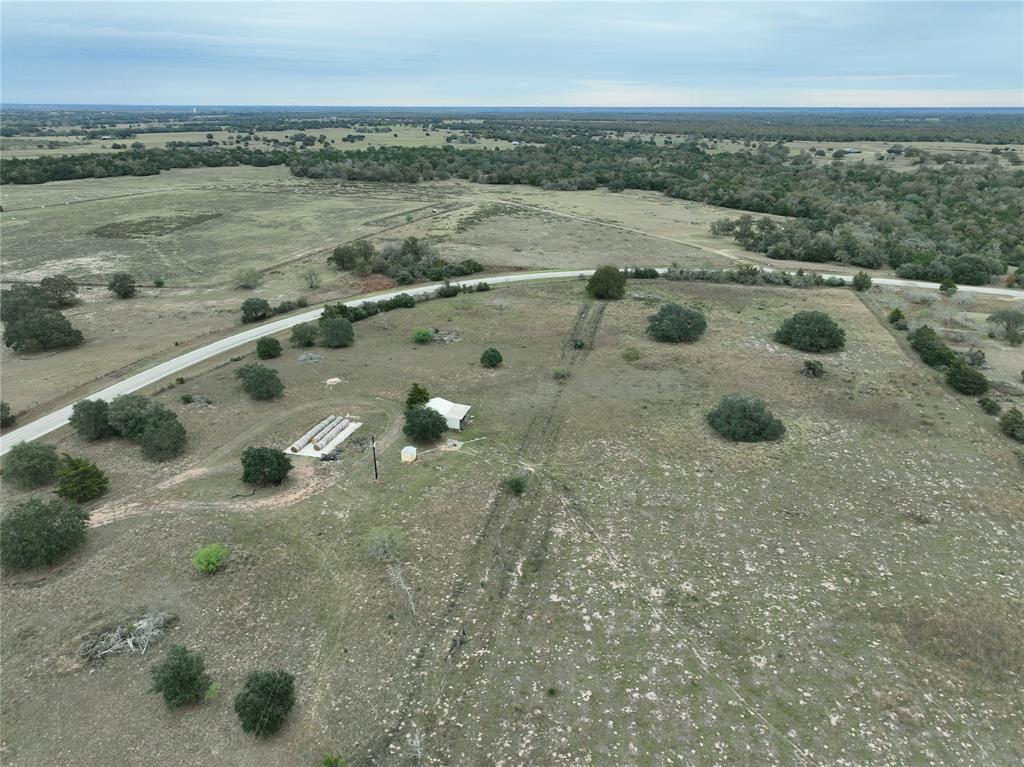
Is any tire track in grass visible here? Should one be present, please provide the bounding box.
[364,300,605,765]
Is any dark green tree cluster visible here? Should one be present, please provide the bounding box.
[320,292,416,323]
[241,447,292,486]
[235,364,285,400]
[646,303,707,343]
[107,272,137,299]
[240,296,309,324]
[774,311,845,353]
[0,497,89,570]
[0,401,14,428]
[1000,407,1024,442]
[403,407,447,442]
[945,363,989,396]
[707,395,786,442]
[3,441,60,489]
[70,395,187,461]
[256,337,283,359]
[150,645,212,709]
[56,455,109,503]
[405,383,430,411]
[234,670,296,737]
[1,283,84,352]
[907,326,958,368]
[328,236,483,284]
[586,266,627,300]
[480,347,503,368]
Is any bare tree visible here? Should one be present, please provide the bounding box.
[387,563,416,615]
[302,268,322,290]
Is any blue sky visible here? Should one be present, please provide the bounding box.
[2,1,1021,107]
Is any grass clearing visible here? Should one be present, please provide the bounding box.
[2,280,1021,766]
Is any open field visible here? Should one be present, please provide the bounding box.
[1,167,745,417]
[0,125,519,159]
[2,280,1021,766]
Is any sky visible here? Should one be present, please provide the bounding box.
[1,1,1021,108]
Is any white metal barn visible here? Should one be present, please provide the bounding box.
[426,397,472,430]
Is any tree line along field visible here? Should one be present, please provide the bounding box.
[1,279,1021,766]
[0,166,742,420]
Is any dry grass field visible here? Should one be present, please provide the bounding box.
[0,167,745,418]
[2,280,1021,766]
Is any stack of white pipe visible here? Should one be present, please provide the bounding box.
[289,415,337,453]
[313,418,350,451]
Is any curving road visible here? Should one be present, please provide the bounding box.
[1,267,1019,455]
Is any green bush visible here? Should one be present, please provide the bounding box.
[802,359,825,378]
[552,368,571,383]
[240,297,272,323]
[3,307,84,352]
[70,399,113,440]
[504,476,527,496]
[235,364,285,400]
[851,271,872,291]
[999,407,1024,442]
[0,401,14,428]
[707,395,786,442]
[139,412,188,461]
[241,447,292,486]
[405,383,430,411]
[946,362,989,395]
[3,441,59,489]
[412,328,433,345]
[364,525,403,562]
[150,645,212,709]
[888,308,905,324]
[480,347,503,368]
[153,277,165,288]
[234,670,296,737]
[56,455,109,503]
[978,396,1001,415]
[0,497,89,570]
[319,316,354,348]
[436,282,461,298]
[290,322,318,347]
[107,272,136,299]
[939,277,958,296]
[256,337,282,359]
[192,543,227,574]
[774,311,845,352]
[907,325,958,368]
[622,346,641,362]
[646,303,707,343]
[403,407,447,442]
[586,266,626,300]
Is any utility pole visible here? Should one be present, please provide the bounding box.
[371,434,379,480]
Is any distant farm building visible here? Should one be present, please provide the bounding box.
[426,397,472,431]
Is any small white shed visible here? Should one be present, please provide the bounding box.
[426,397,472,431]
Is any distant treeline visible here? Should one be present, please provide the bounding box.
[3,139,1022,273]
[3,107,1023,143]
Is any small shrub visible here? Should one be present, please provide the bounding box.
[405,383,431,412]
[235,364,285,400]
[480,347,503,368]
[107,272,136,299]
[0,497,88,570]
[774,311,845,353]
[586,266,626,300]
[1000,407,1024,442]
[1,401,15,428]
[290,322,318,347]
[621,346,641,362]
[646,303,707,343]
[256,337,282,359]
[3,441,59,489]
[552,368,571,383]
[802,359,825,378]
[978,396,1001,415]
[888,308,905,324]
[403,407,446,442]
[319,316,354,348]
[235,268,262,289]
[412,328,433,345]
[364,525,403,562]
[475,281,490,292]
[153,278,165,288]
[437,282,460,298]
[504,476,527,496]
[150,645,212,709]
[707,394,786,442]
[945,362,989,395]
[571,338,585,350]
[56,455,109,503]
[939,277,958,296]
[319,755,350,767]
[234,670,295,737]
[958,348,986,368]
[192,543,227,574]
[851,271,872,291]
[241,447,292,486]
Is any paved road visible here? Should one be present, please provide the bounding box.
[1,268,1019,454]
